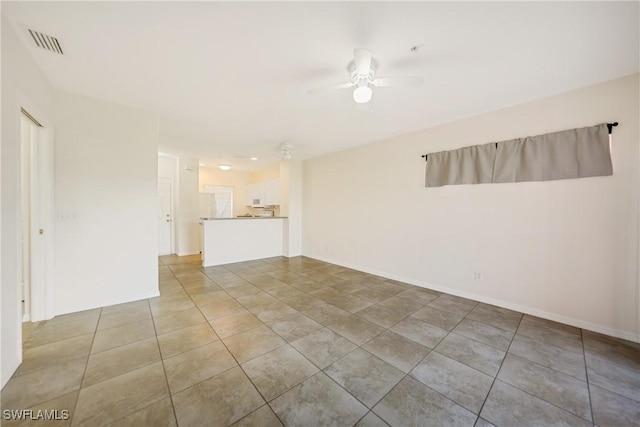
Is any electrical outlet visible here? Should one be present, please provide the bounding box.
[474,272,483,281]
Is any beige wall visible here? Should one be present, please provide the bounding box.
[251,162,280,183]
[303,74,640,342]
[199,168,253,217]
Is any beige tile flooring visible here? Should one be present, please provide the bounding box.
[2,255,639,426]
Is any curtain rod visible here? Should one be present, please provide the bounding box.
[421,122,619,160]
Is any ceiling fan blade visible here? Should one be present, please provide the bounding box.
[354,48,372,75]
[307,81,355,95]
[373,76,424,88]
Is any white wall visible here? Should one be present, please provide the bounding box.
[176,158,200,255]
[159,155,178,179]
[281,159,303,257]
[303,74,640,342]
[54,91,159,314]
[1,15,53,387]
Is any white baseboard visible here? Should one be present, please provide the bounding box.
[176,251,200,256]
[305,253,640,344]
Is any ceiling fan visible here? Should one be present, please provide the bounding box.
[308,48,424,104]
[242,142,303,162]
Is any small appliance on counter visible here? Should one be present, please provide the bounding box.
[259,210,274,217]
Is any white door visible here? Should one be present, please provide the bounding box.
[158,177,173,255]
[20,112,54,322]
[20,116,32,321]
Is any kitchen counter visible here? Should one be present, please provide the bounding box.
[201,217,286,267]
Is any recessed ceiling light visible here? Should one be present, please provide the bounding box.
[158,152,166,156]
[199,163,206,166]
[250,157,258,161]
[218,164,231,171]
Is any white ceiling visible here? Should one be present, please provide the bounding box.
[3,1,639,171]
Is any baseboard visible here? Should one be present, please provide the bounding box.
[176,251,200,256]
[305,253,640,344]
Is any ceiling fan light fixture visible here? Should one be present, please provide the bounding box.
[353,85,373,104]
[218,164,231,171]
[280,143,294,160]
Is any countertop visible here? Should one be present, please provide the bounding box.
[200,217,288,220]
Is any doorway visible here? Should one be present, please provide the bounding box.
[19,109,54,322]
[20,115,32,321]
[158,177,174,255]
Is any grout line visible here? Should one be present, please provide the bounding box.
[490,376,596,424]
[353,411,392,427]
[474,312,524,421]
[214,260,379,423]
[26,254,629,427]
[581,328,596,424]
[507,335,592,382]
[473,317,597,425]
[69,306,103,424]
[149,281,180,426]
[177,261,287,424]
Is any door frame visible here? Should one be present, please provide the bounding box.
[158,176,175,255]
[18,97,55,323]
[20,114,32,322]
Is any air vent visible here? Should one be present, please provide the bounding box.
[27,29,63,55]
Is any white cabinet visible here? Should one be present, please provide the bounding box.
[246,182,265,207]
[264,179,280,205]
[247,179,280,206]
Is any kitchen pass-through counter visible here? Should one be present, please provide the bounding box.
[201,217,287,267]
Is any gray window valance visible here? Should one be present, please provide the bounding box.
[424,123,613,187]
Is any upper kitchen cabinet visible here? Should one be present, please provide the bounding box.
[264,179,280,205]
[246,181,264,207]
[247,179,280,206]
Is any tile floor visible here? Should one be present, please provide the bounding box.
[2,255,639,426]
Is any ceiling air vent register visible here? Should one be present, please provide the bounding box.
[27,29,63,55]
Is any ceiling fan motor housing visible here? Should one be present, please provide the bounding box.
[348,59,377,85]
